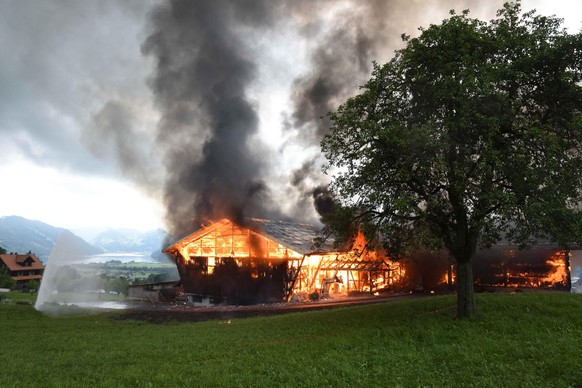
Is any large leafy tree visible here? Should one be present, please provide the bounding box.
[321,2,582,318]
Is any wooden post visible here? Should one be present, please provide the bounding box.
[346,270,350,295]
[308,254,331,291]
[565,250,572,291]
[285,255,306,302]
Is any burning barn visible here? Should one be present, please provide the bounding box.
[163,218,402,304]
[163,218,573,305]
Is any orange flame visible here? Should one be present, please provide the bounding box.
[542,252,568,286]
[351,230,370,256]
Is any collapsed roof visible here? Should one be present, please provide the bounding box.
[164,218,338,258]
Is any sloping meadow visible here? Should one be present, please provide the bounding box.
[0,292,580,386]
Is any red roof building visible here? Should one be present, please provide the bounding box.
[0,254,45,286]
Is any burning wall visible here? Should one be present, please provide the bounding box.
[472,246,570,290]
[396,246,571,293]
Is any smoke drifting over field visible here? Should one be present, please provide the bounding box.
[140,0,500,236]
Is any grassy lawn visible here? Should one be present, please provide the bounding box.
[0,291,36,304]
[0,292,580,387]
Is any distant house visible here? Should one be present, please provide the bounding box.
[0,254,45,288]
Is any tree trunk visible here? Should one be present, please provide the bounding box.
[565,250,572,292]
[456,259,476,318]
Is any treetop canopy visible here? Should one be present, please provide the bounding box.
[322,1,582,260]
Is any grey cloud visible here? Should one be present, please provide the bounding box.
[82,100,162,191]
[284,0,504,210]
[0,0,156,176]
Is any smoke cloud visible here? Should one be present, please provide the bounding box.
[140,0,502,236]
[142,0,286,235]
[285,0,501,210]
[82,100,161,192]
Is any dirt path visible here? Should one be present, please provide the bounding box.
[116,293,428,323]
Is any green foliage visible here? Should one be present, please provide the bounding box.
[25,280,39,291]
[0,291,36,304]
[0,246,6,255]
[98,275,130,296]
[322,2,582,316]
[0,267,15,289]
[146,272,171,284]
[316,204,358,249]
[323,2,582,258]
[0,293,580,386]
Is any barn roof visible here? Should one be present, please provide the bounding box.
[245,218,334,254]
[164,218,337,256]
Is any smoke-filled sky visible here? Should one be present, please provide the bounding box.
[0,0,580,236]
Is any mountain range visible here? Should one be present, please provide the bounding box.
[0,216,168,262]
[91,228,170,260]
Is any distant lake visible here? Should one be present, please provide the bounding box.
[84,253,158,264]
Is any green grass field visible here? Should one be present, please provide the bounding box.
[0,291,36,304]
[0,292,580,387]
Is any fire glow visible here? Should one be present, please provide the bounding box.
[472,248,570,290]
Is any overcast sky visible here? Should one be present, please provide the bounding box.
[0,0,580,235]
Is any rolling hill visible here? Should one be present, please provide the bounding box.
[0,216,102,261]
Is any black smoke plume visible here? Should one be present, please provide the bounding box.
[289,157,335,219]
[285,0,498,205]
[141,0,500,236]
[142,0,283,235]
[312,186,336,217]
[285,0,408,144]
